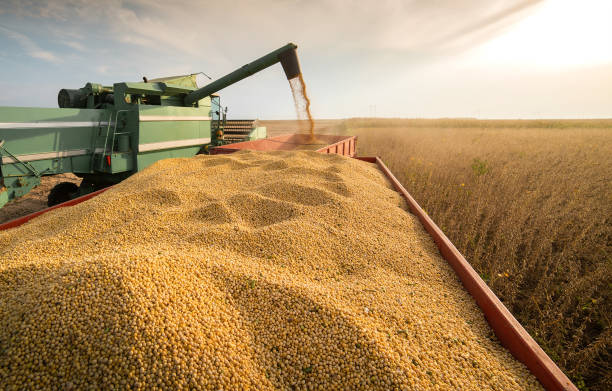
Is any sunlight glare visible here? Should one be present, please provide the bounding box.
[466,0,612,68]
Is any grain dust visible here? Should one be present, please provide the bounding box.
[289,74,315,141]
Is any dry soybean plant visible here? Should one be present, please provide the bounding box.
[352,119,612,391]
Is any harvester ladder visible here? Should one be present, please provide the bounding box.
[211,111,227,146]
[98,110,129,171]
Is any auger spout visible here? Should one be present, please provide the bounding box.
[184,43,300,106]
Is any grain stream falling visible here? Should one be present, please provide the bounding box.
[289,74,316,141]
[0,151,542,390]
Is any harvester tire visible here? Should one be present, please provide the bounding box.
[47,182,79,207]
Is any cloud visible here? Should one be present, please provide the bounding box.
[95,65,109,74]
[9,0,594,119]
[0,0,71,20]
[0,1,543,58]
[424,0,544,51]
[60,40,86,51]
[0,25,61,63]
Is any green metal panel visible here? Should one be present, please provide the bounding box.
[0,106,107,122]
[109,153,134,173]
[1,176,40,205]
[147,74,199,88]
[137,106,210,144]
[0,187,7,206]
[115,82,197,96]
[137,146,202,171]
[0,106,109,175]
[136,105,212,171]
[138,120,201,144]
[0,106,111,207]
[1,156,82,178]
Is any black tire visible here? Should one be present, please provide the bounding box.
[47,182,79,207]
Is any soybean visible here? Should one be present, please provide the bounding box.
[0,151,542,390]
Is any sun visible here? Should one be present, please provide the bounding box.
[466,0,612,68]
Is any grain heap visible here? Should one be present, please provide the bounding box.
[0,151,542,390]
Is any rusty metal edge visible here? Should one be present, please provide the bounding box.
[211,134,357,156]
[355,156,576,391]
[315,135,357,157]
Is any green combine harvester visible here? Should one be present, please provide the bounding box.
[0,43,300,208]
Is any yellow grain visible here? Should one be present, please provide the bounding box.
[0,150,542,390]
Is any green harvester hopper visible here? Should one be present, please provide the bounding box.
[0,43,301,208]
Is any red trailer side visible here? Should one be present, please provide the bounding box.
[210,134,356,157]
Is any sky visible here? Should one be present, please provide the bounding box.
[0,0,610,119]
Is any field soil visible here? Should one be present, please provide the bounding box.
[0,174,81,224]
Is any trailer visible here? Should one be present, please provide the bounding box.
[0,134,576,390]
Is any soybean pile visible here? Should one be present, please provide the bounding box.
[0,151,542,390]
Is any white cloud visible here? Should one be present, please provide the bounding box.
[95,65,109,74]
[2,0,608,118]
[60,40,86,52]
[1,0,543,56]
[0,25,61,63]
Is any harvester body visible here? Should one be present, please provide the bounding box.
[0,43,300,208]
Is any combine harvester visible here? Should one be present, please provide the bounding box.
[0,43,301,208]
[0,44,575,390]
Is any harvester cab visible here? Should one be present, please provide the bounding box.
[0,43,302,208]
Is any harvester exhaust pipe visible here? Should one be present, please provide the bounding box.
[184,43,300,106]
